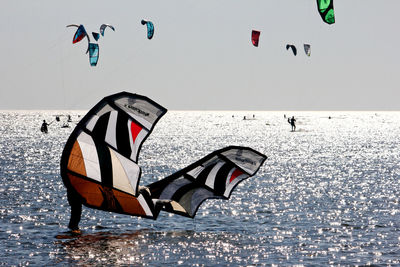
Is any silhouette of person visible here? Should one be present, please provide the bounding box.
[41,120,49,133]
[288,116,296,131]
[67,188,82,232]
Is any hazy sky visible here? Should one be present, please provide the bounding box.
[0,1,399,110]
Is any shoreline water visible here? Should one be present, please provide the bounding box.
[0,111,399,265]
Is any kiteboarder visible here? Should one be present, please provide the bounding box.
[41,120,49,133]
[67,189,82,232]
[288,116,296,131]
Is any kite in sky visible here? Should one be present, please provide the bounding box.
[251,30,260,47]
[66,24,90,44]
[88,43,99,66]
[286,44,297,56]
[67,24,115,66]
[316,0,335,25]
[304,44,311,57]
[141,20,154,39]
[92,32,100,41]
[100,24,115,37]
[60,92,267,230]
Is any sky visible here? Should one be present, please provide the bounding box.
[0,0,399,110]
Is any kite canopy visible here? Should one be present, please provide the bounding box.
[141,20,154,39]
[304,44,311,57]
[67,24,90,44]
[60,92,267,221]
[100,24,115,36]
[251,30,260,47]
[148,146,267,218]
[92,32,100,41]
[316,0,335,25]
[60,92,168,219]
[286,44,297,56]
[88,43,99,66]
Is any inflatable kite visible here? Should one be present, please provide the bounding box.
[100,24,115,37]
[67,24,90,44]
[141,20,154,39]
[304,44,311,57]
[88,43,99,66]
[286,44,297,56]
[316,0,335,25]
[251,30,260,47]
[60,92,267,223]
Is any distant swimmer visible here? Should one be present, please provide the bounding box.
[41,120,49,133]
[288,116,296,131]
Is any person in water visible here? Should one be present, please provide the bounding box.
[41,120,49,133]
[288,116,296,131]
[67,186,122,232]
[67,188,82,232]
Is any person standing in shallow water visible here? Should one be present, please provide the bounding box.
[288,116,296,131]
[41,120,49,133]
[67,188,82,233]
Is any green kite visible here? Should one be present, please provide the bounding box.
[316,0,335,25]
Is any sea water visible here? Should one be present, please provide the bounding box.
[0,111,399,266]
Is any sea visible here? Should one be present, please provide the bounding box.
[0,110,399,266]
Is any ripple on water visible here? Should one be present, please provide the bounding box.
[0,111,399,265]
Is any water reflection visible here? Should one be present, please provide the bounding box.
[54,229,266,266]
[0,111,400,265]
[55,230,146,265]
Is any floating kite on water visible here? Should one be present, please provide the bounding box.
[100,24,115,37]
[60,92,267,230]
[286,44,297,56]
[88,43,99,66]
[304,44,311,57]
[67,24,90,44]
[141,20,154,39]
[316,0,335,25]
[251,30,260,47]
